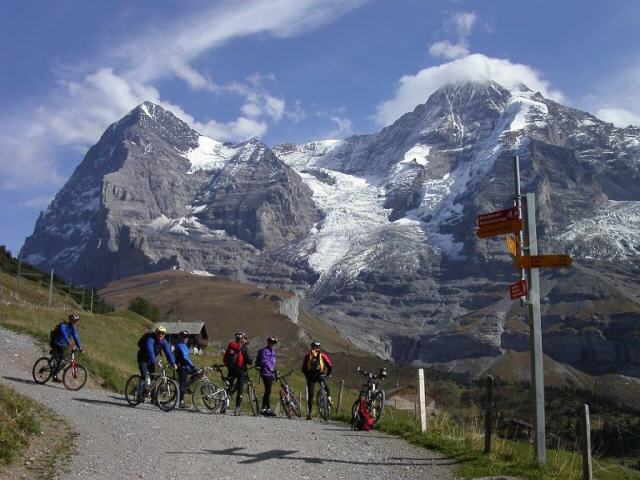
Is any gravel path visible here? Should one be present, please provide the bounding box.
[0,327,456,479]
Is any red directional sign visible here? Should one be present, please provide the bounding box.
[477,207,519,227]
[509,279,528,300]
[476,219,523,238]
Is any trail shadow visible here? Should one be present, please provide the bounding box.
[166,446,462,466]
[3,375,55,388]
[72,397,136,409]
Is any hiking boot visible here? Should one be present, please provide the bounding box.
[306,413,312,420]
[52,377,61,383]
[268,409,277,417]
[179,401,188,409]
[234,407,241,416]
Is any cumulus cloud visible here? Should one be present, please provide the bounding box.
[375,53,565,126]
[596,108,640,127]
[327,116,354,138]
[0,0,369,191]
[428,11,477,60]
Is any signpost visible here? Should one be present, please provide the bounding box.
[477,207,519,226]
[505,235,518,256]
[509,279,528,300]
[514,254,572,269]
[476,218,523,238]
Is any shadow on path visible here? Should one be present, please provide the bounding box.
[72,397,135,409]
[167,446,461,467]
[3,375,55,388]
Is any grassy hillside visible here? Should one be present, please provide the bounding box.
[99,270,365,360]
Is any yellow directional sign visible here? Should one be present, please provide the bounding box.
[514,254,573,269]
[505,235,518,256]
[477,219,523,239]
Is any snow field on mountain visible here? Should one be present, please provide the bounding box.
[558,200,640,260]
[299,169,391,276]
[185,135,238,173]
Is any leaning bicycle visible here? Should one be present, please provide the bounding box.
[32,347,88,391]
[191,365,229,414]
[124,361,179,412]
[275,370,301,418]
[351,366,387,428]
[316,375,331,422]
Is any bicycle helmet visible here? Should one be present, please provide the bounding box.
[310,340,320,349]
[155,325,167,334]
[68,313,80,322]
[267,336,278,344]
[179,330,189,337]
[379,367,388,379]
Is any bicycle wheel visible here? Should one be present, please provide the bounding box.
[192,382,220,414]
[317,389,330,421]
[280,390,294,418]
[247,383,259,416]
[155,377,179,412]
[289,390,302,417]
[370,390,385,425]
[32,357,53,384]
[62,363,88,391]
[124,375,144,406]
[351,399,361,430]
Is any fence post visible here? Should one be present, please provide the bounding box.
[337,379,344,414]
[48,269,54,307]
[484,375,494,453]
[16,254,22,295]
[90,289,94,313]
[417,368,427,433]
[580,404,593,480]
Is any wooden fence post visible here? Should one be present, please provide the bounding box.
[580,404,593,480]
[337,379,344,414]
[417,368,427,433]
[484,375,494,453]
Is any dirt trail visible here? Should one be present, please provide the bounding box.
[0,327,456,479]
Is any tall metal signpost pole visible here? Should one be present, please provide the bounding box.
[514,156,546,465]
[477,155,572,466]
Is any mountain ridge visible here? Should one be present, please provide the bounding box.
[20,80,640,379]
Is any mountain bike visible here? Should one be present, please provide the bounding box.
[244,365,260,416]
[32,347,88,391]
[316,375,331,421]
[191,365,229,414]
[351,366,387,428]
[275,370,301,418]
[124,361,179,412]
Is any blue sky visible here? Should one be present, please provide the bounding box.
[1,0,639,255]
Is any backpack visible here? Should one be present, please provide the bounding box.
[224,343,244,370]
[49,322,64,343]
[352,396,375,431]
[137,332,154,350]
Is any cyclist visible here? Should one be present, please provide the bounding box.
[301,340,333,420]
[256,336,278,416]
[175,330,198,408]
[136,325,177,396]
[223,332,253,416]
[49,313,83,382]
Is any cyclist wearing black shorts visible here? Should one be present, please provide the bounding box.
[223,332,253,416]
[136,325,176,391]
[175,330,198,408]
[49,313,83,382]
[301,340,333,420]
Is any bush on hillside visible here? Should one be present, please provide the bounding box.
[128,296,161,321]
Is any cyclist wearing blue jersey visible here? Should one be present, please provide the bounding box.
[49,313,83,382]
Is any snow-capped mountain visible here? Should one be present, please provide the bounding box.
[21,83,640,377]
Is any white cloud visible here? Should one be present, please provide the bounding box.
[596,108,640,127]
[199,117,268,142]
[375,53,565,126]
[327,116,354,138]
[0,0,369,191]
[428,41,469,60]
[452,12,477,36]
[428,11,476,61]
